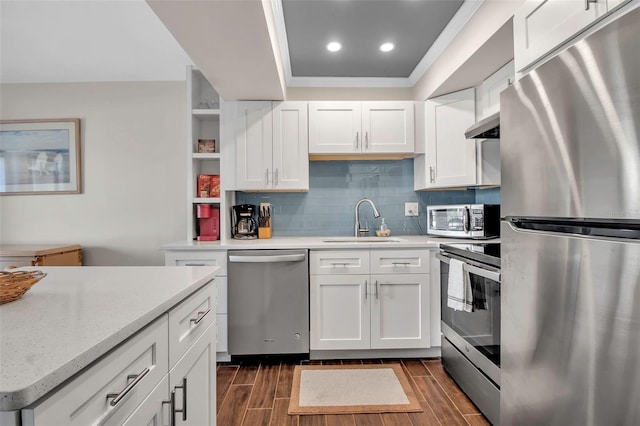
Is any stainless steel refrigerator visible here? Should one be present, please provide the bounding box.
[500,6,640,426]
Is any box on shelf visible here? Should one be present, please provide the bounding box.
[197,174,220,198]
[197,139,216,153]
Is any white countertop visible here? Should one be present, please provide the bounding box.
[0,266,218,411]
[161,235,499,251]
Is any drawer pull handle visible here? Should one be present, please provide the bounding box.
[330,262,349,267]
[364,279,368,300]
[185,263,206,266]
[391,262,411,266]
[173,378,188,422]
[375,280,379,299]
[106,367,151,406]
[190,308,211,325]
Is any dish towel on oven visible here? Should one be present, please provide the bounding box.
[447,258,473,312]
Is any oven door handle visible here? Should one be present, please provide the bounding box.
[436,252,501,282]
[463,263,501,283]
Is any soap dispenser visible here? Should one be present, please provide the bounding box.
[377,218,391,237]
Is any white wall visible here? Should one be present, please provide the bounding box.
[0,82,186,266]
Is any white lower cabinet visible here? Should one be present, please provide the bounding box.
[121,376,169,426]
[310,274,371,350]
[168,322,216,426]
[165,249,229,361]
[370,274,429,349]
[22,282,217,426]
[23,316,169,426]
[310,249,430,351]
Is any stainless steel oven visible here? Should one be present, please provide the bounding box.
[437,243,501,425]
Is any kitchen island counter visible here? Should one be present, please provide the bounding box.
[0,266,217,412]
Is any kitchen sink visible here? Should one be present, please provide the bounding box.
[322,237,406,243]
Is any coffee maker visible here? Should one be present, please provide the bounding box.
[231,204,258,239]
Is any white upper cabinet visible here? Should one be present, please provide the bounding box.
[235,101,308,191]
[272,101,309,190]
[476,61,514,121]
[415,88,476,189]
[514,0,630,73]
[362,102,415,153]
[235,102,273,190]
[309,101,414,155]
[308,102,361,154]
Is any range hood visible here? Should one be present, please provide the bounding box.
[465,111,500,139]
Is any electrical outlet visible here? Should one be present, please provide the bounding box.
[405,202,419,217]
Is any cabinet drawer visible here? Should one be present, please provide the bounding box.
[310,250,369,275]
[167,250,227,276]
[169,282,216,367]
[370,250,429,274]
[24,316,168,426]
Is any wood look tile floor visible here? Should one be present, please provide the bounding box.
[216,358,491,426]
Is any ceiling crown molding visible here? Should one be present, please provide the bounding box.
[271,0,484,88]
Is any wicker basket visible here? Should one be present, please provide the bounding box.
[0,270,47,305]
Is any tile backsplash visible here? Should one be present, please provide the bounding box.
[236,159,500,237]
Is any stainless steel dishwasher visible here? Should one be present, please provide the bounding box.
[228,249,309,356]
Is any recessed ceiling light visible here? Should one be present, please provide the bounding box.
[380,43,395,52]
[326,42,342,52]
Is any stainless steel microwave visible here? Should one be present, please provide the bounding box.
[427,204,500,239]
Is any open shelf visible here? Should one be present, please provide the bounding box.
[192,153,221,159]
[192,197,221,204]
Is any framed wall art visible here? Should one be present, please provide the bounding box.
[0,118,81,195]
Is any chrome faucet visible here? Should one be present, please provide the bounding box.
[354,198,381,237]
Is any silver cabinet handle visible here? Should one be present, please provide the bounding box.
[585,0,597,10]
[356,131,360,150]
[274,168,279,186]
[429,166,435,183]
[391,262,411,267]
[184,263,206,266]
[375,280,379,299]
[266,168,270,185]
[106,367,150,407]
[190,308,210,325]
[330,262,349,267]
[173,378,187,422]
[162,398,174,426]
[365,131,369,150]
[229,254,306,263]
[364,279,368,299]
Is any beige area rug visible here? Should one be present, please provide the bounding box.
[288,364,422,415]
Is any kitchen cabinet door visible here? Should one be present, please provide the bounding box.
[422,88,476,188]
[514,0,606,73]
[370,274,429,349]
[120,377,169,426]
[272,101,309,190]
[476,61,514,121]
[235,101,273,190]
[310,274,371,350]
[169,323,216,426]
[308,102,361,154]
[362,102,414,153]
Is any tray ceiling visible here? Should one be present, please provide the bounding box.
[282,0,465,79]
